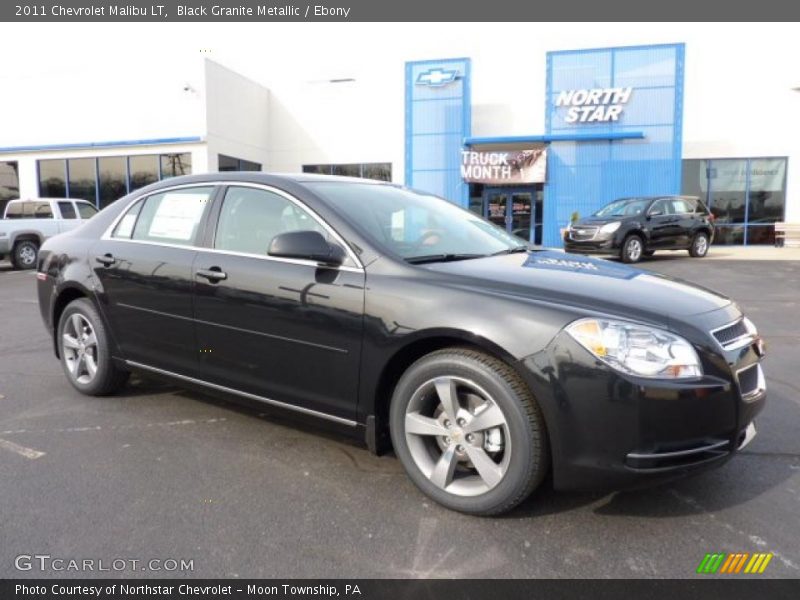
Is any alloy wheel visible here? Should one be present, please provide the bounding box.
[404,376,511,496]
[695,235,708,256]
[626,238,643,261]
[62,313,99,385]
[19,245,37,266]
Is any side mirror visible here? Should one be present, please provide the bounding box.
[268,230,345,266]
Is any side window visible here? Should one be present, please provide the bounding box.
[671,199,693,214]
[130,186,214,246]
[111,198,144,239]
[214,186,336,258]
[58,202,77,219]
[33,201,54,219]
[5,203,22,219]
[650,199,672,216]
[76,202,98,219]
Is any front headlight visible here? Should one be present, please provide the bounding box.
[599,221,621,234]
[566,318,702,379]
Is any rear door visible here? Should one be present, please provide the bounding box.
[91,185,216,376]
[670,198,696,247]
[191,184,365,422]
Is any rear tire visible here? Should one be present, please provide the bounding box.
[689,232,710,258]
[58,298,129,396]
[389,347,549,516]
[621,234,644,263]
[11,240,39,270]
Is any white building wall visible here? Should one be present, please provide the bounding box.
[204,60,271,170]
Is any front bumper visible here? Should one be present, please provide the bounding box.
[563,237,620,256]
[518,329,767,491]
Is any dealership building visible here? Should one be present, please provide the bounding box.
[1,25,797,247]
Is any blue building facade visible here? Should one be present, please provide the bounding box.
[405,44,686,247]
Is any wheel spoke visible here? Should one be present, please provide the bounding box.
[405,412,448,437]
[84,355,98,378]
[463,403,505,433]
[464,445,504,488]
[433,377,460,421]
[430,445,459,489]
[62,333,80,350]
[75,354,86,378]
[70,314,84,337]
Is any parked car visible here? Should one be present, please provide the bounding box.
[36,174,765,515]
[564,195,715,263]
[0,198,98,269]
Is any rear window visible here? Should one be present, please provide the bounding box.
[4,201,53,219]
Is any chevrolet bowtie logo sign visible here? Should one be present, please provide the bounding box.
[416,68,458,87]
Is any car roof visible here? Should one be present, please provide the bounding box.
[611,195,699,202]
[141,172,393,187]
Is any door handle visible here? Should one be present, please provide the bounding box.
[95,254,116,266]
[196,267,227,282]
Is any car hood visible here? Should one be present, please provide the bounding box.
[573,216,628,227]
[422,250,732,323]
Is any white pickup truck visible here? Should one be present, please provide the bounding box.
[0,198,98,269]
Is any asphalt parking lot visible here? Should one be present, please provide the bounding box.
[0,252,798,579]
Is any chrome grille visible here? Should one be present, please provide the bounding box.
[570,226,598,241]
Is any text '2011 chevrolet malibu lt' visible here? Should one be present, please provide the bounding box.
[36,173,766,515]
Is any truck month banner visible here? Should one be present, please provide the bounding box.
[461,149,547,184]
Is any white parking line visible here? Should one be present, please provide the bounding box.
[0,438,46,459]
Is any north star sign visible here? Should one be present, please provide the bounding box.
[556,87,633,123]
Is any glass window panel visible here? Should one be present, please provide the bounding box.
[214,186,329,256]
[33,201,53,219]
[77,202,98,219]
[5,202,23,218]
[746,225,776,246]
[302,165,329,174]
[218,154,239,172]
[58,201,77,219]
[97,157,128,209]
[38,159,67,197]
[362,163,392,182]
[239,159,261,172]
[708,159,747,224]
[112,199,144,239]
[129,155,159,191]
[67,159,97,204]
[132,187,213,246]
[681,159,707,201]
[0,161,20,203]
[747,158,786,225]
[332,164,361,178]
[160,153,192,178]
[712,224,745,246]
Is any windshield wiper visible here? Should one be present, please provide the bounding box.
[491,245,529,256]
[405,253,487,264]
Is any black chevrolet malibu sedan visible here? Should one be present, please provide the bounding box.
[36,174,765,515]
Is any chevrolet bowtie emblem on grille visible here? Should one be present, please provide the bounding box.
[416,68,458,87]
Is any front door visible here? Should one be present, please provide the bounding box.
[483,187,536,242]
[192,184,365,422]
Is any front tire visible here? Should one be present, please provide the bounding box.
[58,298,129,396]
[389,348,549,516]
[11,240,39,270]
[689,232,710,257]
[621,234,645,263]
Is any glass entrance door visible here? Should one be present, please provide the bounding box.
[482,187,535,242]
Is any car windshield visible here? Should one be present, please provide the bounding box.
[309,182,525,262]
[593,198,650,218]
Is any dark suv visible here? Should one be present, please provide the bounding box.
[563,196,715,263]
